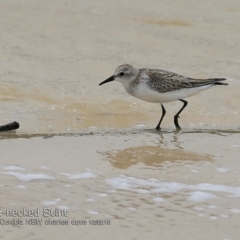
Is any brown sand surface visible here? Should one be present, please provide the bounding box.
[0,0,240,239]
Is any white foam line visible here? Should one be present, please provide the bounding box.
[216,168,229,173]
[106,175,240,197]
[188,191,216,202]
[230,209,240,214]
[2,165,25,171]
[60,172,96,179]
[1,172,54,181]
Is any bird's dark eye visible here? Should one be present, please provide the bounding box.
[119,72,125,76]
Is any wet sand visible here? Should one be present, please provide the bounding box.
[0,0,240,239]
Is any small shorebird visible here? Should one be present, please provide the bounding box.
[99,64,228,130]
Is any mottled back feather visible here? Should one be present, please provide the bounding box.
[139,68,227,93]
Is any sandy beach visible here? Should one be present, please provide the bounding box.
[0,0,240,239]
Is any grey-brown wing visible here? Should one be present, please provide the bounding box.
[146,69,226,93]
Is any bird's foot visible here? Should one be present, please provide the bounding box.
[175,126,181,131]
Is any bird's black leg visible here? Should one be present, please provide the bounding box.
[174,99,188,130]
[156,104,166,130]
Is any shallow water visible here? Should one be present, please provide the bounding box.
[1,128,240,239]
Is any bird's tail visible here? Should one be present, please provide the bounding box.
[0,121,20,132]
[207,78,228,86]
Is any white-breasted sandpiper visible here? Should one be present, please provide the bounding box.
[99,64,228,130]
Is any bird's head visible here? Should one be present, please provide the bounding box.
[99,64,139,87]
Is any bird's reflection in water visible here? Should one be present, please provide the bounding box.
[106,145,212,169]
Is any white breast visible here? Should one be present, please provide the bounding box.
[125,82,214,103]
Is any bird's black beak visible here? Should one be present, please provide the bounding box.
[99,76,115,86]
